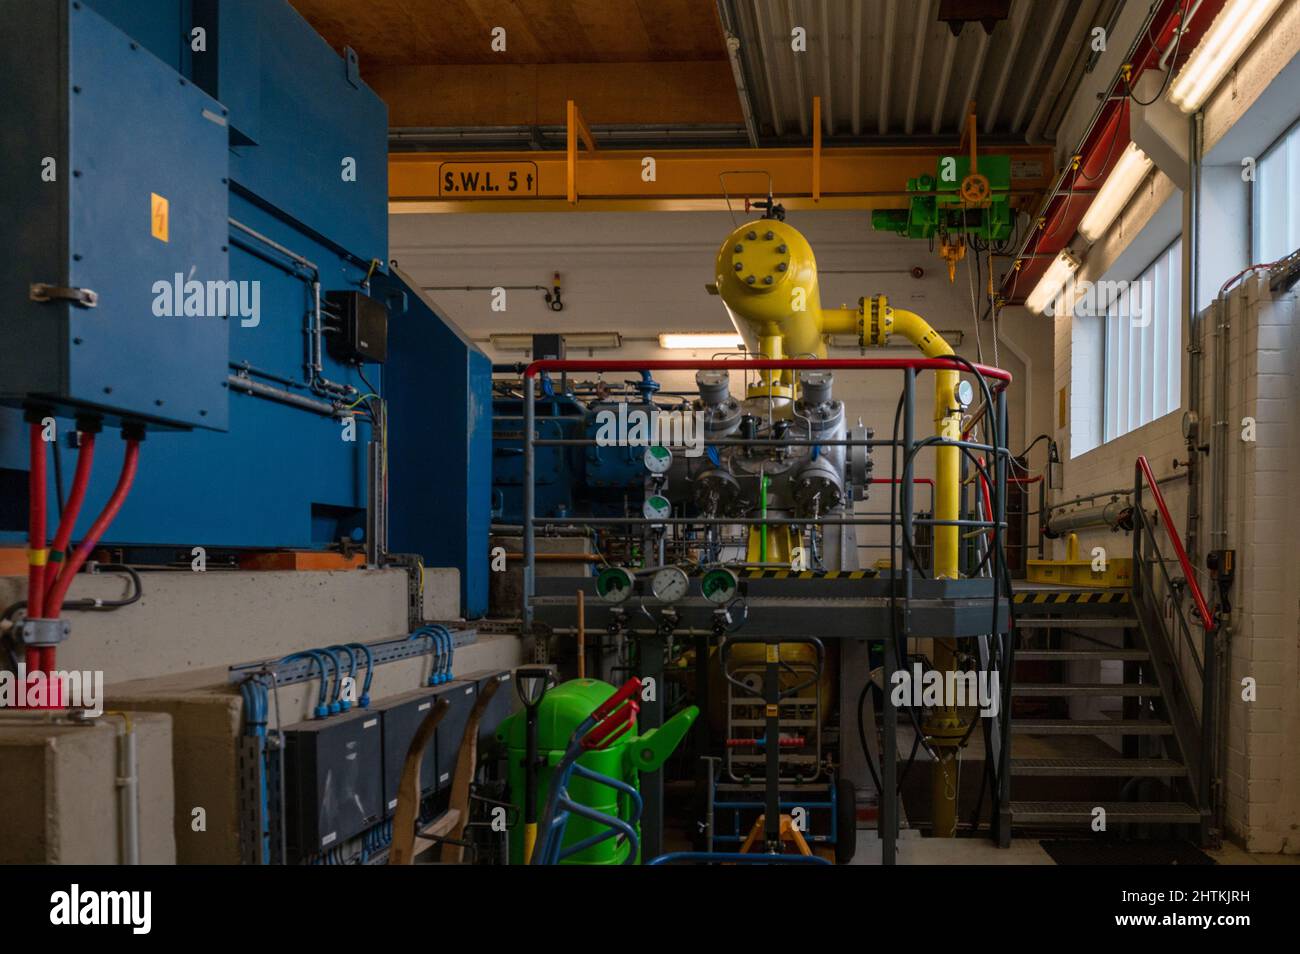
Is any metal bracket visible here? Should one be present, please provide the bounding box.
[20,618,71,646]
[343,46,360,88]
[30,283,98,308]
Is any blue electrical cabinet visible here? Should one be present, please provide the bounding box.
[0,0,230,430]
[0,0,489,619]
[380,270,492,619]
[0,0,388,552]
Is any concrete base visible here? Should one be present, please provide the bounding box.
[0,566,461,686]
[1,562,518,864]
[0,712,175,863]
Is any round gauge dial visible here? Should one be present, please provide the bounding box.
[644,445,672,474]
[700,567,739,605]
[595,566,635,603]
[650,566,690,603]
[953,379,974,409]
[642,494,672,522]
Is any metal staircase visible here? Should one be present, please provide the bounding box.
[1003,457,1217,844]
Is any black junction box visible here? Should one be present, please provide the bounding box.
[467,669,520,748]
[377,688,442,817]
[282,708,384,861]
[430,681,478,791]
[325,290,388,363]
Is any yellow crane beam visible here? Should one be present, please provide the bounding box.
[390,113,1055,214]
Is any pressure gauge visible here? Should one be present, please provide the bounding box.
[642,494,672,522]
[595,566,635,604]
[650,566,690,603]
[644,445,672,474]
[953,379,974,409]
[700,567,739,605]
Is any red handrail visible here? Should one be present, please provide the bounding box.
[1135,455,1214,631]
[522,357,1012,391]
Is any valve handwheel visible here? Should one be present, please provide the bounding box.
[959,173,991,206]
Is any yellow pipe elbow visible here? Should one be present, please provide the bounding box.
[863,298,962,580]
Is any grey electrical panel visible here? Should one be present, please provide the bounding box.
[282,709,383,861]
[430,681,478,791]
[377,689,441,817]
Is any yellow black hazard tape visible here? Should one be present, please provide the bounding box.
[1012,590,1130,604]
[743,569,877,579]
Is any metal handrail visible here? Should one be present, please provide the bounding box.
[1133,454,1218,844]
[523,357,1013,390]
[1137,515,1205,680]
[1135,456,1214,631]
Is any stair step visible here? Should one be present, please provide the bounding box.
[1011,800,1202,825]
[1015,617,1139,629]
[1017,648,1149,661]
[1012,682,1161,697]
[1012,719,1174,735]
[1012,757,1185,777]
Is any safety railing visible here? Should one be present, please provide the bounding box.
[1132,455,1216,838]
[517,358,1013,609]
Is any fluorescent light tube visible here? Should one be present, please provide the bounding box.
[658,333,745,350]
[1168,0,1285,112]
[1078,142,1154,242]
[1025,250,1080,317]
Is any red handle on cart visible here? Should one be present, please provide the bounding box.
[590,677,642,721]
[582,704,638,750]
[581,677,643,751]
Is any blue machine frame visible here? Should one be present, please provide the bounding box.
[0,0,490,617]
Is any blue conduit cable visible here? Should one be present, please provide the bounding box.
[321,647,349,714]
[328,644,358,711]
[408,628,436,685]
[348,642,374,707]
[281,650,332,719]
[432,627,449,684]
[430,624,455,683]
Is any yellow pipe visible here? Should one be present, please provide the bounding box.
[714,218,962,578]
[716,217,968,838]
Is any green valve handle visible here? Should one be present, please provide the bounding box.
[628,705,699,774]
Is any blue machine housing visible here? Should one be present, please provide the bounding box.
[0,0,491,616]
[490,387,654,525]
[379,272,492,619]
[0,0,230,430]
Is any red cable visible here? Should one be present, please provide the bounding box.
[44,433,97,615]
[44,440,141,627]
[26,422,47,676]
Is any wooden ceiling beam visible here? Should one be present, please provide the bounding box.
[371,61,743,127]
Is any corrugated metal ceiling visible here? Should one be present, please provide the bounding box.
[726,0,1103,144]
